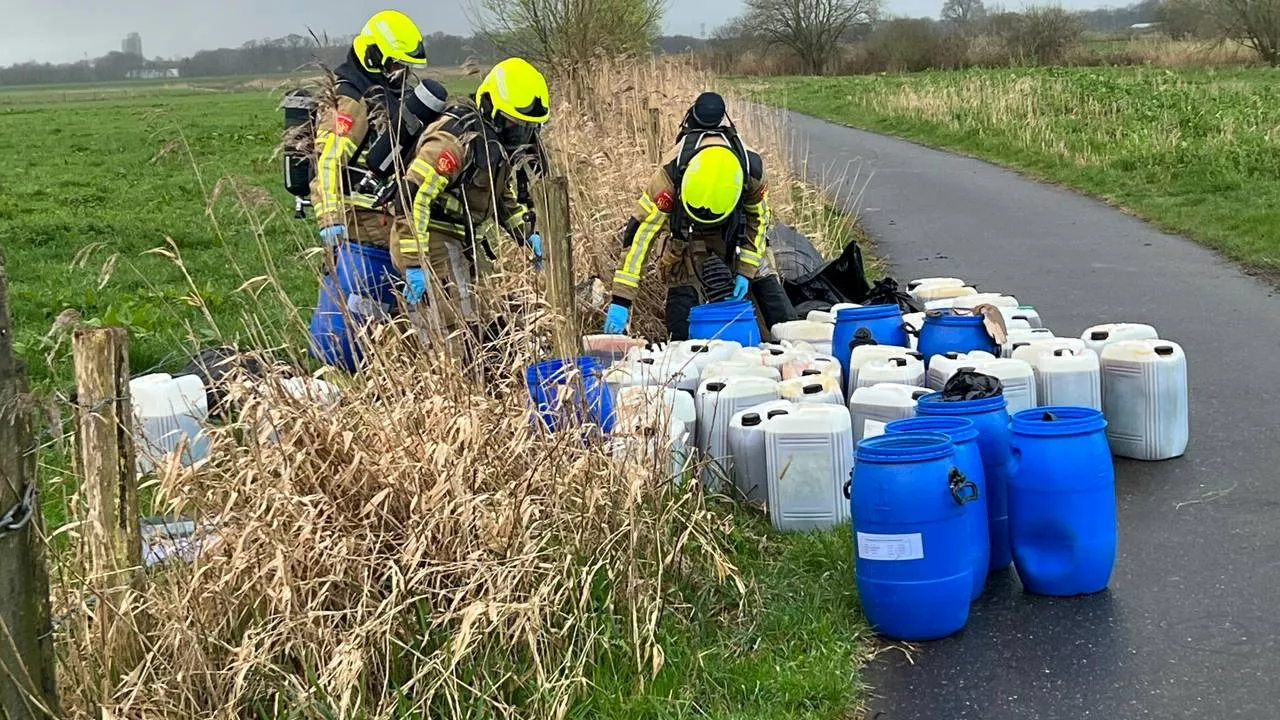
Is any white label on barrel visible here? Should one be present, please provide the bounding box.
[863,419,887,438]
[857,532,924,561]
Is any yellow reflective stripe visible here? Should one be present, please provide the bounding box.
[408,157,434,182]
[744,198,769,257]
[439,194,465,215]
[315,133,344,217]
[349,193,378,209]
[403,170,447,258]
[620,197,667,280]
[612,271,640,288]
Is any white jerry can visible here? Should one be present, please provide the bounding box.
[611,386,697,482]
[970,358,1038,415]
[1008,338,1087,365]
[771,320,835,356]
[130,373,211,474]
[1101,340,1188,461]
[806,309,837,324]
[925,350,997,390]
[1029,348,1102,411]
[848,383,930,442]
[952,293,1020,311]
[855,355,926,391]
[915,285,978,303]
[1082,323,1159,355]
[727,400,796,504]
[902,312,926,350]
[780,376,845,406]
[848,344,915,395]
[695,376,782,489]
[765,405,855,532]
[702,359,782,382]
[1002,328,1057,357]
[908,277,966,295]
[1002,306,1043,329]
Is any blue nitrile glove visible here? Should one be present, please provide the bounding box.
[319,224,347,247]
[403,268,428,306]
[527,232,544,272]
[731,274,751,301]
[603,303,630,334]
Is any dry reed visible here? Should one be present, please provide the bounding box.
[48,58,851,719]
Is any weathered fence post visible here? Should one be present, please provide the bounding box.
[72,325,142,684]
[534,176,578,357]
[647,107,663,163]
[0,248,59,719]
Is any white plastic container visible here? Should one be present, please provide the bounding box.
[740,345,796,371]
[908,277,966,295]
[728,400,796,504]
[915,285,978,303]
[830,302,863,314]
[696,376,782,488]
[848,383,929,441]
[855,356,926,390]
[1082,323,1159,355]
[582,334,646,367]
[765,405,855,532]
[953,293,1020,311]
[1002,306,1043,329]
[771,321,835,356]
[647,357,701,393]
[130,373,210,473]
[677,340,744,374]
[806,309,837,324]
[613,385,698,480]
[925,298,961,311]
[1009,338,1087,365]
[970,358,1038,415]
[1101,340,1188,461]
[902,312,926,350]
[780,376,845,406]
[702,360,782,382]
[926,350,998,390]
[848,344,915,394]
[783,353,844,386]
[1030,348,1101,410]
[1002,328,1057,357]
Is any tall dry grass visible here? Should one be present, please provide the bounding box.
[48,58,851,718]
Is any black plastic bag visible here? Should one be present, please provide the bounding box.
[864,277,924,314]
[780,237,872,308]
[941,370,1004,402]
[178,346,276,418]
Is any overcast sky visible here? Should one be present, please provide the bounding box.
[3,0,1138,66]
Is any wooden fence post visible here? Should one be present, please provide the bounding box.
[72,326,141,684]
[647,107,663,163]
[534,176,578,357]
[0,248,59,719]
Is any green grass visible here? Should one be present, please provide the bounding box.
[749,66,1280,270]
[5,84,868,718]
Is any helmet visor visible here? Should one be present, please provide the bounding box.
[685,203,731,225]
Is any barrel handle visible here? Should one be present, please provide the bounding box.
[949,467,979,505]
[1007,444,1022,479]
[901,321,920,338]
[843,477,852,500]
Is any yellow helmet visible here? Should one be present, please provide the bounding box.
[477,58,551,125]
[680,146,744,225]
[352,10,427,74]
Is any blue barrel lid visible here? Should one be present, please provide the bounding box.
[1011,406,1107,436]
[689,300,754,320]
[924,311,986,326]
[915,391,1007,415]
[836,304,901,322]
[856,432,955,463]
[885,416,979,444]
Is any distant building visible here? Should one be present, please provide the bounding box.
[122,32,143,57]
[126,68,180,80]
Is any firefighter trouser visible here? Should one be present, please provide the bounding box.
[659,239,796,341]
[415,231,478,333]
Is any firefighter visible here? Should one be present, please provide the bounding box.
[601,92,794,340]
[392,57,550,330]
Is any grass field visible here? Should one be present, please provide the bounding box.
[751,67,1280,271]
[4,81,867,718]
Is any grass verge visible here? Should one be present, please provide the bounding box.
[747,67,1280,271]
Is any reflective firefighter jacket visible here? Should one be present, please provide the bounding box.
[610,134,769,306]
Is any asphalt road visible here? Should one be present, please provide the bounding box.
[787,113,1280,720]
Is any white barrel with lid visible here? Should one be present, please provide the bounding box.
[130,373,210,473]
[848,383,930,441]
[915,285,978,303]
[765,405,854,532]
[925,350,997,390]
[771,321,835,355]
[1101,340,1188,461]
[909,277,966,295]
[728,400,796,504]
[1001,306,1043,329]
[848,345,915,395]
[807,309,837,324]
[702,360,782,382]
[1008,338,1086,365]
[695,376,782,488]
[970,358,1038,414]
[953,293,1020,311]
[1030,348,1101,410]
[1082,323,1159,355]
[856,356,926,390]
[1002,328,1057,357]
[780,376,845,406]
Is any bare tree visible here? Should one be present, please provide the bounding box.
[469,0,666,71]
[745,0,883,75]
[1211,0,1280,65]
[942,0,988,36]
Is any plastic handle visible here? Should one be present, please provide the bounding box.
[900,321,920,337]
[949,467,979,505]
[843,476,852,500]
[1007,444,1022,479]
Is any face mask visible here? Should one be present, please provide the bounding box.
[498,118,535,150]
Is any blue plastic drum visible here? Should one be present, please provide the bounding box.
[1008,407,1117,596]
[308,242,399,372]
[832,304,908,385]
[917,312,998,368]
[688,300,762,346]
[525,357,615,433]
